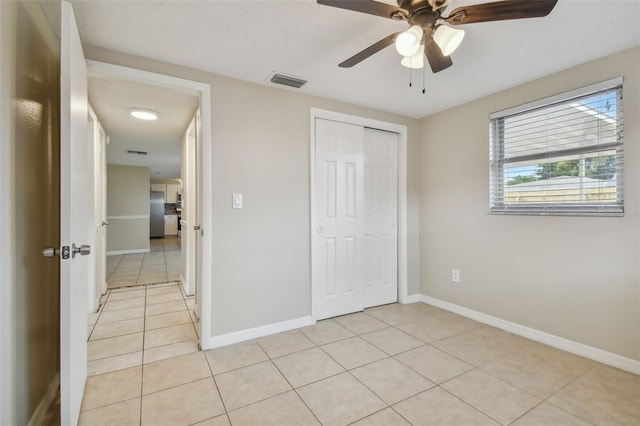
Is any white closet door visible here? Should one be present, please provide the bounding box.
[313,119,364,320]
[313,119,398,320]
[362,127,398,307]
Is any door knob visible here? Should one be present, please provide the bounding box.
[72,243,91,258]
[42,247,60,258]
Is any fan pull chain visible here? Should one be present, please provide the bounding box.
[409,61,412,87]
[422,65,426,94]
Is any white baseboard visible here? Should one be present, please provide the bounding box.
[400,293,423,304]
[180,275,194,297]
[207,316,315,349]
[28,374,59,426]
[106,248,150,256]
[421,295,640,375]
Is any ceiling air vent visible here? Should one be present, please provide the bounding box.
[270,73,307,89]
[127,150,148,156]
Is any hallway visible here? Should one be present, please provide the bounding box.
[107,237,181,288]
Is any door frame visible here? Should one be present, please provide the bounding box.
[86,60,213,349]
[88,105,107,312]
[309,108,409,321]
[0,3,15,423]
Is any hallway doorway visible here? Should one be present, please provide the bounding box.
[86,59,213,350]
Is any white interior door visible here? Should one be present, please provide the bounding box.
[99,126,108,295]
[60,1,91,424]
[184,117,197,297]
[313,119,365,320]
[89,108,106,312]
[362,127,398,307]
[313,119,398,320]
[194,109,202,321]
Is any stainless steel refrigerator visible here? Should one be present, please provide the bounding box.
[150,191,165,238]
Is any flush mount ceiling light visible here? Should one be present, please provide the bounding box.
[318,0,558,73]
[129,108,159,121]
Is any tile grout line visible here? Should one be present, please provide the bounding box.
[138,284,148,426]
[260,340,324,426]
[529,364,600,426]
[436,384,505,425]
[397,334,526,425]
[257,327,434,425]
[88,302,624,426]
[282,333,394,424]
[388,310,599,426]
[176,281,200,342]
[105,254,125,283]
[305,313,500,425]
[87,289,111,341]
[363,309,508,424]
[202,338,232,425]
[424,324,599,426]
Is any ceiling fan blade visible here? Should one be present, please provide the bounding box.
[339,32,401,68]
[446,0,558,25]
[317,0,406,20]
[424,35,453,73]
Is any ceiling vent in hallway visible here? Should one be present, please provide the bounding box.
[127,150,148,156]
[269,73,307,89]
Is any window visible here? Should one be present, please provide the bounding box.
[489,77,624,216]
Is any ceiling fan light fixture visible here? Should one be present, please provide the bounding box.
[401,48,424,69]
[129,108,159,120]
[433,25,465,56]
[395,25,423,57]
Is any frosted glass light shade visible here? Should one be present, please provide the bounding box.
[401,48,424,69]
[433,25,465,56]
[129,108,159,120]
[395,25,423,57]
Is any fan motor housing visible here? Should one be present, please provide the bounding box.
[397,0,439,27]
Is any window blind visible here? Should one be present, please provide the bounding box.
[489,77,624,216]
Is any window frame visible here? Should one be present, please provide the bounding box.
[489,77,624,217]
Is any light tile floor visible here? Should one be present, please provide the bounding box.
[107,238,181,288]
[82,290,640,426]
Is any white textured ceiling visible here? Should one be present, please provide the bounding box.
[72,0,639,119]
[76,0,639,178]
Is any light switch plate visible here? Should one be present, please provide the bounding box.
[232,193,243,209]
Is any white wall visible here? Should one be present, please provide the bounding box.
[84,46,422,337]
[420,47,640,361]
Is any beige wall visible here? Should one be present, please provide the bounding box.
[420,47,640,361]
[107,164,150,252]
[85,46,422,336]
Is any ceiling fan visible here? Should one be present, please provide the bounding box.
[318,0,558,73]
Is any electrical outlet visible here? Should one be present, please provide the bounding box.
[451,269,461,283]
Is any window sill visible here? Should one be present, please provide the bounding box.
[488,209,624,217]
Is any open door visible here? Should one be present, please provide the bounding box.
[194,109,203,326]
[59,1,91,424]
